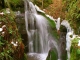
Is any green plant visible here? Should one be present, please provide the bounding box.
[0,36,5,46]
[0,36,14,60]
[0,0,24,11]
[0,10,25,60]
[33,0,52,8]
[46,50,57,60]
[70,37,80,60]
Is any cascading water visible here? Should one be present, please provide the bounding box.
[24,0,49,53]
[24,0,61,60]
[61,20,73,60]
[61,20,72,32]
[56,17,60,31]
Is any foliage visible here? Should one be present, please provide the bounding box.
[43,0,53,8]
[46,50,57,60]
[5,0,23,7]
[70,37,80,60]
[0,0,24,11]
[9,0,24,11]
[0,36,14,60]
[9,0,22,6]
[63,0,80,34]
[33,0,52,8]
[0,10,25,60]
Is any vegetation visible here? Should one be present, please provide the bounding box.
[33,0,52,9]
[63,0,80,34]
[0,0,24,12]
[0,0,80,60]
[70,37,80,60]
[0,9,26,60]
[46,50,57,60]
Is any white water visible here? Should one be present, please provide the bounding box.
[27,53,48,60]
[35,5,45,13]
[56,17,60,31]
[61,20,74,60]
[66,31,73,60]
[61,20,80,60]
[48,36,61,60]
[61,20,72,32]
[35,5,56,23]
[24,0,61,60]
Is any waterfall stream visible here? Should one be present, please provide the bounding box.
[24,0,61,60]
[61,20,73,60]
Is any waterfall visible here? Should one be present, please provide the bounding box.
[61,20,73,60]
[61,20,72,32]
[24,0,61,60]
[56,17,60,31]
[24,0,49,53]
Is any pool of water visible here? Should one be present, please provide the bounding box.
[27,53,48,60]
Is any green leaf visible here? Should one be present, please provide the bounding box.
[0,41,4,46]
[77,49,80,55]
[0,52,5,56]
[0,36,3,41]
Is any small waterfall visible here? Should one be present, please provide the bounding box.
[61,20,72,32]
[56,17,60,31]
[61,20,73,60]
[24,0,49,53]
[24,0,61,60]
[48,36,61,60]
